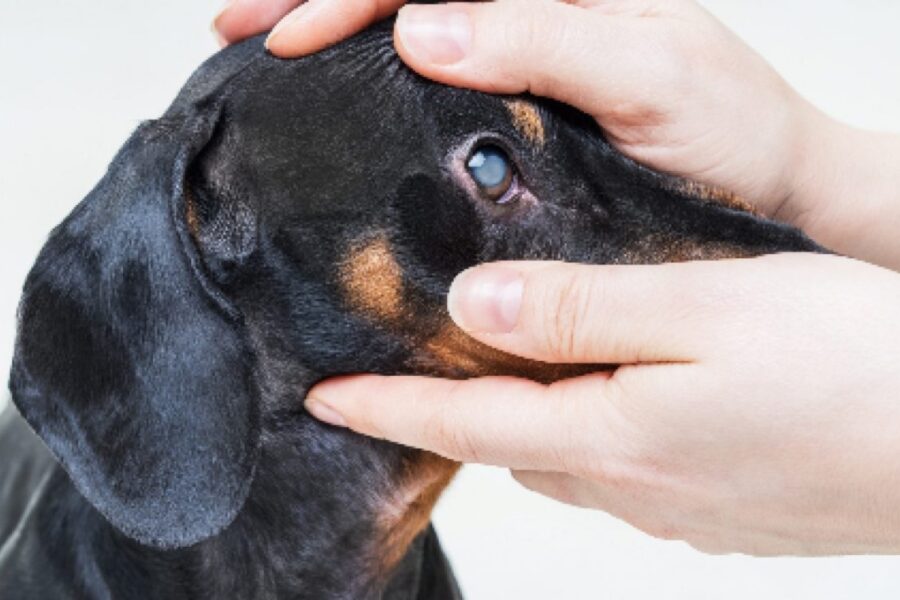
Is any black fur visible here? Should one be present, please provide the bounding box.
[1,18,823,600]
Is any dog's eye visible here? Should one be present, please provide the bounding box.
[466,145,517,204]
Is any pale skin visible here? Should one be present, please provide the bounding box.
[215,0,900,555]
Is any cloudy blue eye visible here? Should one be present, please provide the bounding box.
[466,145,516,203]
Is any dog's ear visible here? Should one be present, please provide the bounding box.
[8,103,259,549]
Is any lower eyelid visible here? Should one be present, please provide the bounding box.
[448,135,532,209]
[494,175,522,205]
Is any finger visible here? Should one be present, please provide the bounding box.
[513,468,708,547]
[444,259,763,365]
[511,469,602,509]
[392,0,664,116]
[305,371,615,471]
[213,0,302,46]
[266,0,408,57]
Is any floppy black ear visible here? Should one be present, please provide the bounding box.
[8,104,259,549]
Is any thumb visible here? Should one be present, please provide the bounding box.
[265,0,407,56]
[393,0,655,113]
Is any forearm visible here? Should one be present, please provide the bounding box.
[786,108,900,270]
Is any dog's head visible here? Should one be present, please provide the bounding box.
[8,26,821,550]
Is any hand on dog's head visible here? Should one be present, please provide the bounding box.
[8,23,821,549]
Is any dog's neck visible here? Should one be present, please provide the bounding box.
[25,318,458,600]
[190,418,457,598]
[207,312,460,592]
[42,413,455,599]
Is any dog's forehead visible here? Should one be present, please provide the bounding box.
[167,24,560,172]
[213,37,545,141]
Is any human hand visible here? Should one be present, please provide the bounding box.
[305,253,900,555]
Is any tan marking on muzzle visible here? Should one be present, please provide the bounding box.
[506,100,546,147]
[670,179,758,214]
[661,239,760,262]
[375,453,461,574]
[340,234,405,322]
[423,322,600,383]
[624,233,763,264]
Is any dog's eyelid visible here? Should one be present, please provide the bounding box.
[447,133,532,211]
[466,144,515,202]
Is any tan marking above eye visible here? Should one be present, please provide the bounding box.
[505,100,546,147]
[340,234,405,322]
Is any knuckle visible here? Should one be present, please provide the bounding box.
[423,409,456,456]
[492,2,566,92]
[551,385,597,472]
[423,387,482,462]
[548,437,580,477]
[535,271,599,361]
[448,426,483,463]
[572,396,667,495]
[502,5,545,58]
[676,268,756,345]
[349,394,386,439]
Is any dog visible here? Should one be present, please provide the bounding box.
[0,15,824,600]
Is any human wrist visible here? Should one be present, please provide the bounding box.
[779,106,900,269]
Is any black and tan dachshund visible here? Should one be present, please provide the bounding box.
[0,15,823,600]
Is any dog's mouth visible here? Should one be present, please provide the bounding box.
[339,231,601,383]
[417,322,601,382]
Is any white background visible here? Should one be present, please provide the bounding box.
[2,1,900,598]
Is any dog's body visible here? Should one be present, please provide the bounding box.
[1,18,823,600]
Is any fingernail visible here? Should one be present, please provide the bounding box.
[211,21,229,48]
[212,0,236,40]
[266,3,312,49]
[396,5,473,66]
[305,397,347,428]
[448,266,523,334]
